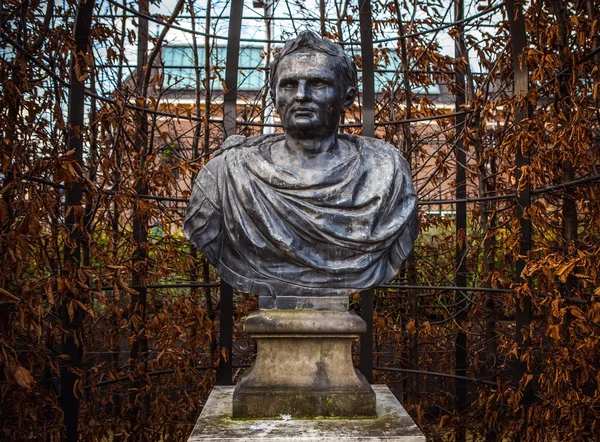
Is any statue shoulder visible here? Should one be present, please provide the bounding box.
[342,134,412,181]
[214,135,248,157]
[200,134,271,179]
[342,134,407,161]
[215,133,283,157]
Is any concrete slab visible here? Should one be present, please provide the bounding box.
[188,385,426,441]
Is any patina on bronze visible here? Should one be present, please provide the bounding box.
[184,32,418,305]
[184,31,418,418]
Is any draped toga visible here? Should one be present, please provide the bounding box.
[184,133,418,298]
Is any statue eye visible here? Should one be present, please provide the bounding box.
[280,81,296,90]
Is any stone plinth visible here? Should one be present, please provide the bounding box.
[188,385,426,441]
[232,309,375,418]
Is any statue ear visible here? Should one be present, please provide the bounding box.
[343,86,357,111]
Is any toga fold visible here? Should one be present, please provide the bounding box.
[184,133,418,298]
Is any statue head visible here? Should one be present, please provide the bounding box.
[270,31,357,109]
[270,31,358,138]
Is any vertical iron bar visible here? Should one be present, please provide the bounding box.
[83,71,96,271]
[129,0,149,438]
[506,0,532,420]
[360,288,374,383]
[62,1,95,441]
[357,6,376,384]
[202,1,217,356]
[203,0,213,156]
[260,0,274,134]
[394,1,419,403]
[218,281,234,385]
[218,0,241,385]
[189,0,201,309]
[408,282,418,403]
[223,0,243,138]
[358,0,375,138]
[319,0,326,35]
[454,0,468,438]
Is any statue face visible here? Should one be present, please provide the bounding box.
[275,50,347,138]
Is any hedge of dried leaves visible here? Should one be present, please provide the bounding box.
[0,0,599,440]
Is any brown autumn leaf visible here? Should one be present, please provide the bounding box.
[556,260,577,283]
[0,199,8,223]
[67,300,75,322]
[44,280,55,308]
[546,324,561,342]
[1,153,10,174]
[220,347,229,363]
[0,287,18,303]
[14,365,34,390]
[74,299,95,318]
[551,298,562,318]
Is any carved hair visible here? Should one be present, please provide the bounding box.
[269,30,358,106]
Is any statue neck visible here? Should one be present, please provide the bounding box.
[281,132,340,169]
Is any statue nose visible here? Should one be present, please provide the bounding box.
[295,81,310,101]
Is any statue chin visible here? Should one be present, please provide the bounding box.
[283,122,330,139]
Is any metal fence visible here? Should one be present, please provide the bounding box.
[1,0,599,440]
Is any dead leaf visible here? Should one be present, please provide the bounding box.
[0,200,8,223]
[14,366,34,390]
[0,287,18,303]
[546,324,561,342]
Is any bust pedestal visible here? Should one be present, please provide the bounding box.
[232,307,376,418]
[187,296,426,441]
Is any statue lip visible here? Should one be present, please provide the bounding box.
[292,107,316,115]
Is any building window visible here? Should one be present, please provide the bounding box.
[162,45,264,91]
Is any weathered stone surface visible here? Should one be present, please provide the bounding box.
[259,295,349,311]
[243,309,366,334]
[188,385,427,441]
[232,310,375,418]
[233,387,376,419]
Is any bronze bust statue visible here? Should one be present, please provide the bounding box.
[184,31,418,305]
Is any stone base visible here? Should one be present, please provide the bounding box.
[259,295,349,310]
[232,309,376,418]
[233,377,375,418]
[188,385,426,441]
